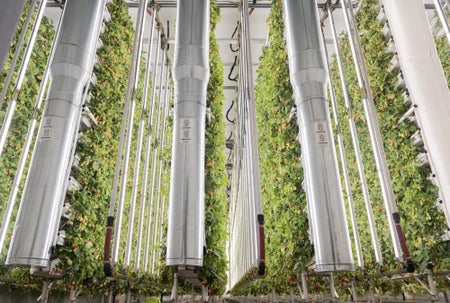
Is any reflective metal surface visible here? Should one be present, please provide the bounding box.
[283,0,354,272]
[7,0,106,267]
[166,0,209,267]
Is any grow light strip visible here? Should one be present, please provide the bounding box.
[134,5,157,272]
[143,28,162,273]
[0,0,38,112]
[342,0,414,271]
[0,0,48,158]
[327,2,382,267]
[110,0,149,267]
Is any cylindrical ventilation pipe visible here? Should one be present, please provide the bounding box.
[282,0,354,272]
[381,0,450,229]
[166,0,210,268]
[7,0,107,267]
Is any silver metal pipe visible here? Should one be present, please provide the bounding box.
[124,3,152,270]
[150,52,167,275]
[126,5,157,271]
[283,0,354,273]
[145,48,166,273]
[135,7,157,272]
[0,0,48,157]
[0,0,38,111]
[153,68,171,276]
[166,0,210,267]
[155,83,172,276]
[242,0,263,267]
[323,15,364,268]
[228,0,265,289]
[433,0,450,44]
[0,2,64,254]
[328,4,382,267]
[112,0,149,266]
[7,0,106,267]
[342,0,406,263]
[142,29,162,273]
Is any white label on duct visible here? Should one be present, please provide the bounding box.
[315,121,329,147]
[180,118,194,143]
[40,117,54,140]
[39,116,65,141]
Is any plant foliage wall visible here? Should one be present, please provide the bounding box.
[199,0,229,295]
[328,0,449,276]
[0,8,54,234]
[0,4,55,286]
[239,0,450,296]
[246,0,311,295]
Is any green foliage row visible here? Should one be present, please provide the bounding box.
[237,0,311,295]
[237,0,450,296]
[199,0,229,295]
[0,4,55,288]
[56,0,134,295]
[0,7,55,229]
[330,0,449,278]
[1,0,230,297]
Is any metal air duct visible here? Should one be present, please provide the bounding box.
[166,0,210,268]
[282,0,354,272]
[7,0,107,267]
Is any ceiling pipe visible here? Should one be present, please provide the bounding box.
[282,0,354,273]
[166,0,210,270]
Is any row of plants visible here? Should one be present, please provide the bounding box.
[235,0,450,297]
[331,0,449,272]
[238,0,311,295]
[1,0,230,298]
[0,0,160,296]
[329,0,449,294]
[199,0,229,295]
[0,4,55,289]
[0,5,55,234]
[57,0,135,296]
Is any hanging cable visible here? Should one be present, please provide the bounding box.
[227,55,239,83]
[0,0,48,157]
[226,100,236,124]
[327,2,383,268]
[342,0,414,272]
[230,22,240,53]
